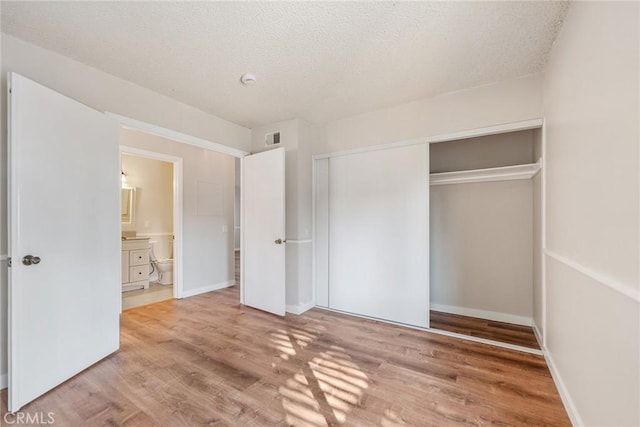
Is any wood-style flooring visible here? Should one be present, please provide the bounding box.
[430,311,540,350]
[1,285,569,426]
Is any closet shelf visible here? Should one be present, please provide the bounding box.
[430,159,542,186]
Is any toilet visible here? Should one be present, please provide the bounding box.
[149,237,173,285]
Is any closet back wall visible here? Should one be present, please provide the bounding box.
[430,130,535,324]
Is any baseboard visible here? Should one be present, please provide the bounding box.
[181,280,235,298]
[0,373,6,390]
[532,321,544,349]
[430,303,532,326]
[540,345,583,426]
[286,301,315,315]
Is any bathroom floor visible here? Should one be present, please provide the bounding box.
[122,283,173,311]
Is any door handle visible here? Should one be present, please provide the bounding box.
[22,255,41,266]
[274,239,286,245]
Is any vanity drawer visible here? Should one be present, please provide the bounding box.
[129,265,148,281]
[129,249,149,266]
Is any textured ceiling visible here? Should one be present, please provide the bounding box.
[0,1,569,128]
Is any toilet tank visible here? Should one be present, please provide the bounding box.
[151,235,174,260]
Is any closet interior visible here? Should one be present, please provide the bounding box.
[313,124,543,351]
[429,128,543,349]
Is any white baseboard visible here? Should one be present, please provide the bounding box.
[286,301,315,315]
[540,345,583,426]
[181,280,235,298]
[532,321,544,349]
[0,373,6,390]
[431,303,532,326]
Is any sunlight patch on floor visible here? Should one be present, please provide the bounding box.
[270,326,370,425]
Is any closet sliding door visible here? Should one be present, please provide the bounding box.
[326,143,430,327]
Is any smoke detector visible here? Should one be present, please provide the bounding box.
[240,73,256,86]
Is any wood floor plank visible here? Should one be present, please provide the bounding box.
[430,311,540,349]
[0,286,569,426]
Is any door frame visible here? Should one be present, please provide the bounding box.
[108,113,249,301]
[119,146,184,301]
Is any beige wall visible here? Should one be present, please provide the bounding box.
[430,130,534,173]
[121,155,173,236]
[542,2,639,425]
[430,180,533,321]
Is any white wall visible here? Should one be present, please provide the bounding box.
[250,119,313,312]
[0,34,249,386]
[121,155,173,236]
[542,2,639,426]
[120,129,235,295]
[316,73,543,154]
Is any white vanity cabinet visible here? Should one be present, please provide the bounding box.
[121,238,150,291]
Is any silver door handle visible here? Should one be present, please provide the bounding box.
[274,239,286,245]
[22,255,41,266]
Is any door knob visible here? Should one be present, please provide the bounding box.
[274,238,286,245]
[22,255,41,266]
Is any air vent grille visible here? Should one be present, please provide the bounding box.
[265,131,281,146]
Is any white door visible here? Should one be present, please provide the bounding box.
[8,73,120,411]
[241,148,286,316]
[327,143,430,327]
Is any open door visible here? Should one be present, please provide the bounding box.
[241,148,286,316]
[8,73,120,411]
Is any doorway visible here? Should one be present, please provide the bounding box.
[120,151,178,310]
[119,145,183,310]
[428,126,544,351]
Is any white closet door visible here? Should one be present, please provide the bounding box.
[328,143,430,327]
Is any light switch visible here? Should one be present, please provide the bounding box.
[222,225,228,233]
[144,220,150,228]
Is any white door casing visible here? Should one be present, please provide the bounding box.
[8,73,120,411]
[241,148,286,316]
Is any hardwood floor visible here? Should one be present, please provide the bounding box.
[1,286,569,426]
[429,311,540,350]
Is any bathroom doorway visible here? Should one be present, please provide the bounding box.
[120,146,183,311]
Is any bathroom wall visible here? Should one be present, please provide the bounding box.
[120,128,236,298]
[121,155,174,259]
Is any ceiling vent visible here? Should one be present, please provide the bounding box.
[265,131,281,147]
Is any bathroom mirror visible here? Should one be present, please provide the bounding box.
[121,186,136,224]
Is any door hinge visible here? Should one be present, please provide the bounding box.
[7,257,11,267]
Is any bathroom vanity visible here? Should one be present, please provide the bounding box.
[121,237,150,292]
